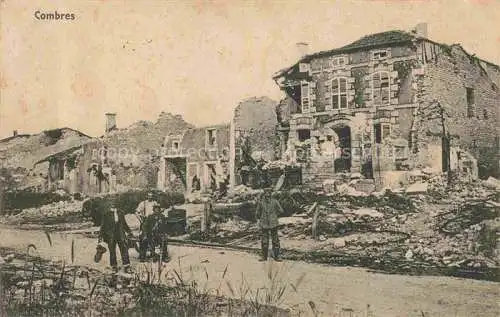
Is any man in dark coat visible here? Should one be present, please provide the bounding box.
[139,203,169,262]
[255,189,284,262]
[97,200,133,272]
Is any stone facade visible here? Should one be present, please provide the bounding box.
[274,28,499,189]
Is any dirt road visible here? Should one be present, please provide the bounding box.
[0,226,498,317]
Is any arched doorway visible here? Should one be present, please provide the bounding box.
[332,125,352,173]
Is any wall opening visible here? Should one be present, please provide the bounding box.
[333,125,351,173]
[374,123,391,144]
[297,129,311,142]
[441,136,450,172]
[466,87,475,118]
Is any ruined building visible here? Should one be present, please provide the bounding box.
[34,112,194,194]
[159,123,231,193]
[273,23,499,189]
[159,96,278,193]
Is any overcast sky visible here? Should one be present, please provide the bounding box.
[1,0,499,138]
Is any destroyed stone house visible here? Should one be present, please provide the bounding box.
[273,24,500,189]
[159,124,231,193]
[29,98,280,196]
[159,96,279,193]
[0,128,92,190]
[33,112,194,195]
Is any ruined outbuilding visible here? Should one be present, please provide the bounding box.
[273,23,499,189]
[158,96,279,193]
[0,128,92,190]
[159,124,231,193]
[33,112,194,195]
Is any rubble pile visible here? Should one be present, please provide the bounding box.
[322,172,374,196]
[415,171,498,203]
[205,175,499,272]
[224,185,263,203]
[261,160,300,170]
[1,199,84,225]
[315,207,383,237]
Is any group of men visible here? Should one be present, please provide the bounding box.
[95,192,170,272]
[95,188,285,272]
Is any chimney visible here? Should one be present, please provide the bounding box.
[414,23,428,38]
[296,42,309,59]
[13,130,18,137]
[105,113,117,133]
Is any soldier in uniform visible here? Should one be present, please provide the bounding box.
[255,188,284,262]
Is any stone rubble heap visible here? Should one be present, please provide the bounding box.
[1,199,84,225]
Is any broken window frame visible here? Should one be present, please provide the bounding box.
[206,128,217,148]
[187,162,200,192]
[374,123,391,144]
[393,145,407,160]
[330,56,348,69]
[172,140,180,152]
[301,81,310,113]
[371,71,391,106]
[371,49,389,61]
[57,160,65,180]
[331,77,349,109]
[466,87,475,118]
[297,129,311,142]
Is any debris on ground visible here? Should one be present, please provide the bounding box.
[195,175,499,276]
[0,199,85,227]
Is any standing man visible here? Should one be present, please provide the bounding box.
[139,203,169,262]
[255,188,284,262]
[136,191,156,221]
[96,200,133,273]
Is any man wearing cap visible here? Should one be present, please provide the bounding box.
[255,189,284,262]
[95,200,133,273]
[139,202,170,262]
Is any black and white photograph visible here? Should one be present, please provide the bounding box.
[0,1,499,316]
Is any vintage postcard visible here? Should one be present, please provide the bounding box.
[0,0,499,316]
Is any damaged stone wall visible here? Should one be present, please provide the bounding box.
[413,43,500,178]
[0,128,91,175]
[63,112,194,195]
[276,32,499,188]
[234,96,278,161]
[161,124,231,193]
[233,96,279,186]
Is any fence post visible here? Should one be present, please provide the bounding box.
[310,202,319,240]
[201,197,212,233]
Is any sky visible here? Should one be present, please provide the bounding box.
[1,0,499,139]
